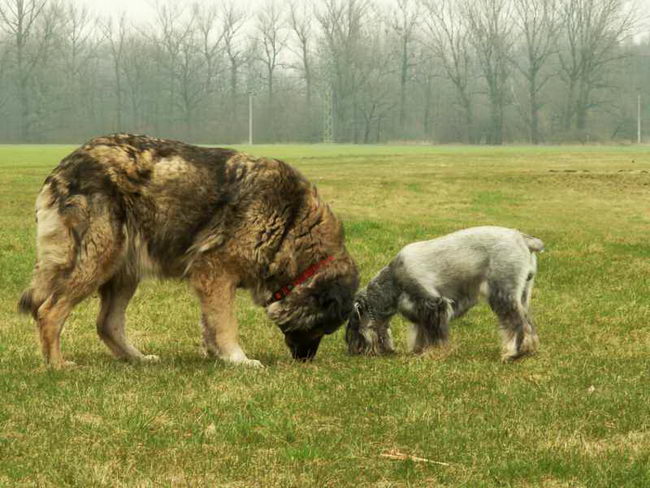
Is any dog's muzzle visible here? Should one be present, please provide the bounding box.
[284,329,324,361]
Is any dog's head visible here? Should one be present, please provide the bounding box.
[345,290,395,356]
[266,256,359,361]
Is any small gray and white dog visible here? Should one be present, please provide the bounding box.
[345,226,544,361]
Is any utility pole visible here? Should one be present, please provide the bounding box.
[248,92,254,145]
[638,93,642,145]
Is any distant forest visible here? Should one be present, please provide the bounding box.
[0,0,648,144]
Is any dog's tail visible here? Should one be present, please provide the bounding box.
[17,286,49,320]
[18,182,85,319]
[18,287,38,316]
[521,233,544,253]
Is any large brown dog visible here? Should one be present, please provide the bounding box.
[19,134,359,368]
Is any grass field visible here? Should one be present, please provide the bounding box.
[1,143,649,487]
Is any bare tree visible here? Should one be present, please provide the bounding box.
[390,0,419,136]
[60,3,96,135]
[176,29,206,140]
[193,2,226,95]
[513,0,561,143]
[288,0,314,105]
[357,30,397,142]
[121,34,153,132]
[101,15,128,130]
[465,0,516,145]
[222,1,247,139]
[413,44,439,140]
[0,0,644,144]
[558,0,635,135]
[256,0,287,104]
[421,0,475,143]
[288,0,317,139]
[61,4,94,81]
[0,42,9,112]
[152,3,194,134]
[316,0,371,142]
[0,0,50,140]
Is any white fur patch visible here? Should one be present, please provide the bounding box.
[35,188,73,268]
[266,301,282,319]
[398,293,415,315]
[479,281,490,299]
[500,330,519,360]
[361,327,379,345]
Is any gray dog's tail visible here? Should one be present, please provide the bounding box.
[522,233,544,253]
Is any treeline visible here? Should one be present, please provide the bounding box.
[0,0,647,144]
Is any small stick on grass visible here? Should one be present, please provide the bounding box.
[380,449,451,466]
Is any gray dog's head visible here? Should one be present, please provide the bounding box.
[345,289,395,355]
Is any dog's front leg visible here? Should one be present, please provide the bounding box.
[191,268,263,368]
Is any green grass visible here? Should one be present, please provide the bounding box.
[1,143,650,487]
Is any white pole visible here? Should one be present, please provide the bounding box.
[249,92,253,145]
[638,93,642,145]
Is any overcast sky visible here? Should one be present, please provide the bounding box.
[75,0,268,19]
[75,0,650,38]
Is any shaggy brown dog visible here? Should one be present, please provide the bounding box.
[18,134,359,368]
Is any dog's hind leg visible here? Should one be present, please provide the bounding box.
[190,265,262,368]
[36,295,74,369]
[488,281,538,362]
[96,272,156,362]
[520,272,540,353]
[21,186,126,367]
[32,260,114,369]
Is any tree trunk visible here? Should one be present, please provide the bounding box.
[491,101,504,145]
[16,33,30,141]
[461,94,473,144]
[423,79,432,140]
[113,60,122,130]
[529,77,539,144]
[576,82,589,131]
[563,79,576,132]
[229,58,238,141]
[399,36,408,135]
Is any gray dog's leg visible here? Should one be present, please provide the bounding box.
[488,280,538,361]
[520,274,540,353]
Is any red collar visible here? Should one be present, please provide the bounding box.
[269,256,335,304]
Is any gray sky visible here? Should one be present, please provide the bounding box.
[75,0,153,18]
[75,0,650,38]
[75,0,261,19]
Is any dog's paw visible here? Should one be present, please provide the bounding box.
[241,358,264,368]
[501,351,533,363]
[49,360,77,370]
[222,357,264,368]
[142,354,160,362]
[219,349,264,368]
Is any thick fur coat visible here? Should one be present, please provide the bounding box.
[19,134,359,367]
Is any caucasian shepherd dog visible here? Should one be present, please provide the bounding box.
[19,134,359,368]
